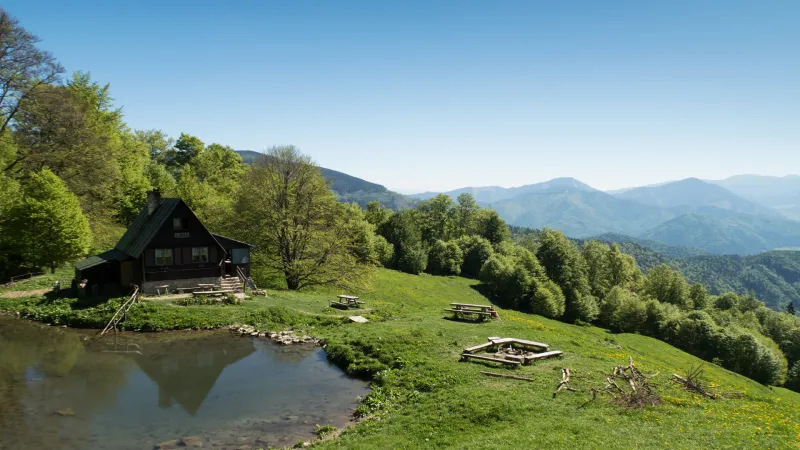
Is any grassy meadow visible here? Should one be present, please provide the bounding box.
[1,268,799,449]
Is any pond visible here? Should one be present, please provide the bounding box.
[0,316,369,450]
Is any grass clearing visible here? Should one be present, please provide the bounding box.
[1,269,798,448]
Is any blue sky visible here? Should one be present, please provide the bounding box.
[5,1,799,193]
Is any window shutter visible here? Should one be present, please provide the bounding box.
[145,249,156,267]
[210,246,218,263]
[174,248,183,265]
[183,247,191,264]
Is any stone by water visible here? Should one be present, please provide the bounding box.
[0,316,368,450]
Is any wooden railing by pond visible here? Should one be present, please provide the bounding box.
[100,285,139,336]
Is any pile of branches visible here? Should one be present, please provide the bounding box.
[671,365,743,400]
[553,356,662,409]
[592,356,662,408]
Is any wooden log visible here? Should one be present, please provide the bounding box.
[524,350,563,362]
[487,337,550,350]
[461,353,521,367]
[480,371,533,381]
[463,342,495,353]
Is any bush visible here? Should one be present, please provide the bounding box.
[455,235,493,278]
[716,329,787,386]
[528,279,565,319]
[372,235,394,267]
[426,240,463,276]
[600,287,646,333]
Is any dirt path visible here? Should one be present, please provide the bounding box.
[0,288,51,298]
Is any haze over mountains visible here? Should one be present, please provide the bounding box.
[410,175,800,255]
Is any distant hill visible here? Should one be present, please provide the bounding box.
[613,178,783,218]
[585,232,709,259]
[236,150,416,210]
[671,250,800,311]
[411,177,596,204]
[640,207,800,255]
[490,188,673,237]
[708,174,800,220]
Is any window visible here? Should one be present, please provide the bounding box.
[232,248,250,264]
[192,247,209,263]
[155,249,173,266]
[173,217,188,231]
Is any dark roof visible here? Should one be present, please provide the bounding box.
[115,198,181,257]
[74,248,129,271]
[211,233,252,248]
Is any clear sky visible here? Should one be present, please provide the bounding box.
[5,0,799,193]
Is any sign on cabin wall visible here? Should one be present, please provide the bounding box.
[174,232,190,238]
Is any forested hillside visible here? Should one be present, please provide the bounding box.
[578,233,800,311]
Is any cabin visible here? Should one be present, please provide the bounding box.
[74,190,251,295]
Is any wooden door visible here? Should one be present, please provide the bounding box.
[121,261,133,287]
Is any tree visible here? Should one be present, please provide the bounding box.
[0,8,64,140]
[643,264,691,309]
[453,193,478,238]
[689,283,708,310]
[379,210,427,274]
[232,146,371,290]
[172,133,205,168]
[789,302,796,316]
[9,169,91,272]
[417,194,454,244]
[536,229,594,322]
[365,200,392,228]
[582,241,611,299]
[372,235,394,267]
[455,235,494,278]
[606,243,643,291]
[134,129,174,163]
[427,240,463,276]
[529,280,566,319]
[475,209,510,246]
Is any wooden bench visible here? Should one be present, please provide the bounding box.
[155,285,170,295]
[460,353,520,367]
[330,295,364,308]
[175,286,202,294]
[446,302,496,320]
[192,289,235,297]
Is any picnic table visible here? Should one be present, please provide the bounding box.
[444,302,497,319]
[155,285,170,295]
[330,295,364,308]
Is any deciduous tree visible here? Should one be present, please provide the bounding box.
[232,146,371,290]
[9,169,91,272]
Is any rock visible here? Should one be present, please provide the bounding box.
[250,332,258,337]
[153,440,180,449]
[349,315,369,323]
[180,436,203,447]
[55,408,75,417]
[258,333,266,338]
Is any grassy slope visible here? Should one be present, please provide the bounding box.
[2,269,799,449]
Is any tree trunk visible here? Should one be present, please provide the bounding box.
[51,264,56,274]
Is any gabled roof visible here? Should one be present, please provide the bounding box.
[115,198,181,257]
[75,248,129,271]
[211,233,253,248]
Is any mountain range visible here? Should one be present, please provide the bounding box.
[237,149,800,256]
[410,176,800,255]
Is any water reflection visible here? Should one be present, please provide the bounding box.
[0,317,368,450]
[131,336,256,415]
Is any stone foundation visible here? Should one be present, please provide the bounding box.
[142,277,221,294]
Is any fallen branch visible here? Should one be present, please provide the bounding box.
[480,371,533,381]
[553,368,579,397]
[671,365,743,399]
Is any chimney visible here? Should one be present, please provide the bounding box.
[147,189,161,215]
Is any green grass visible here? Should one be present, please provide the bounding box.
[1,269,799,449]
